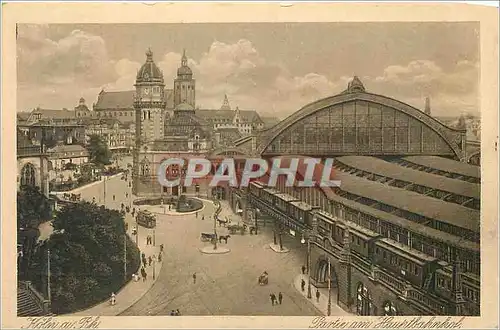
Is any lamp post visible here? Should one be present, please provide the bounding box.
[124,233,127,282]
[152,255,156,280]
[254,208,259,235]
[213,202,218,250]
[301,230,312,299]
[135,215,139,246]
[327,258,332,316]
[307,236,312,298]
[153,227,156,247]
[47,248,51,303]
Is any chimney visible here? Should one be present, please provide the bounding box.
[425,97,431,115]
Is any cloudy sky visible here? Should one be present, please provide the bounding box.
[17,23,479,118]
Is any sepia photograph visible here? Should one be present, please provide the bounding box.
[2,2,499,329]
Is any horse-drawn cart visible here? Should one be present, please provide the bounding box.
[258,272,269,285]
[200,232,217,242]
[227,224,247,235]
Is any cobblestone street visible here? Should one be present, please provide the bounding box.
[57,163,343,316]
[120,199,327,316]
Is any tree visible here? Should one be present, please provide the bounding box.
[28,202,140,314]
[87,134,112,166]
[17,185,52,230]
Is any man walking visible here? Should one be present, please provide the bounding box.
[316,289,320,302]
[202,215,205,221]
[278,292,283,305]
[302,265,306,274]
[193,273,197,284]
[270,293,276,306]
[301,279,306,292]
[148,256,152,266]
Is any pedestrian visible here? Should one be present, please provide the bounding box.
[126,192,129,198]
[316,289,320,302]
[193,273,197,284]
[110,292,116,306]
[92,197,96,203]
[145,235,149,245]
[196,212,198,218]
[160,244,164,252]
[301,279,306,292]
[170,310,175,316]
[302,265,306,274]
[158,253,162,262]
[113,195,116,201]
[176,309,181,316]
[202,215,205,221]
[121,203,124,210]
[270,293,276,306]
[278,292,283,305]
[148,256,152,266]
[142,267,148,281]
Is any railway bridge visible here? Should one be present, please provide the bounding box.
[228,77,480,316]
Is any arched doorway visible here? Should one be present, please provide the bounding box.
[382,300,399,316]
[356,282,373,316]
[212,186,226,200]
[315,259,339,304]
[20,163,36,187]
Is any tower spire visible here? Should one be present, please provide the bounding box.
[181,49,187,67]
[146,47,153,61]
[221,94,231,110]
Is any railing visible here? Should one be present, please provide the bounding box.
[406,287,448,315]
[19,281,50,315]
[372,268,407,294]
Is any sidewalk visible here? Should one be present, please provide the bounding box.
[69,212,163,316]
[293,274,352,316]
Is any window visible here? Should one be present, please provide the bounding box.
[414,266,419,276]
[383,251,387,260]
[376,248,380,255]
[20,163,36,187]
[383,301,398,316]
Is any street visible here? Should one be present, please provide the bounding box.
[69,165,332,316]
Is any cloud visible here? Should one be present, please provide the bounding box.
[17,29,478,118]
[366,59,479,115]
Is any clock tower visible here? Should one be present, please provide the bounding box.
[134,48,166,143]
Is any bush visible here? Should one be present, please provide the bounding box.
[27,202,140,314]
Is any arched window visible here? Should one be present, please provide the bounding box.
[20,163,36,187]
[383,301,398,316]
[140,159,150,176]
[356,282,372,316]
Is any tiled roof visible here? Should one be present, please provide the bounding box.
[403,156,480,179]
[94,91,135,110]
[217,127,242,143]
[17,112,31,121]
[47,144,88,154]
[336,156,480,199]
[333,170,480,233]
[94,89,174,110]
[31,108,76,120]
[196,109,262,123]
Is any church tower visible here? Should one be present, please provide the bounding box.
[134,48,166,143]
[174,49,196,108]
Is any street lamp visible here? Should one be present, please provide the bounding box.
[152,254,156,280]
[153,227,156,247]
[254,208,259,235]
[301,230,312,299]
[327,258,332,316]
